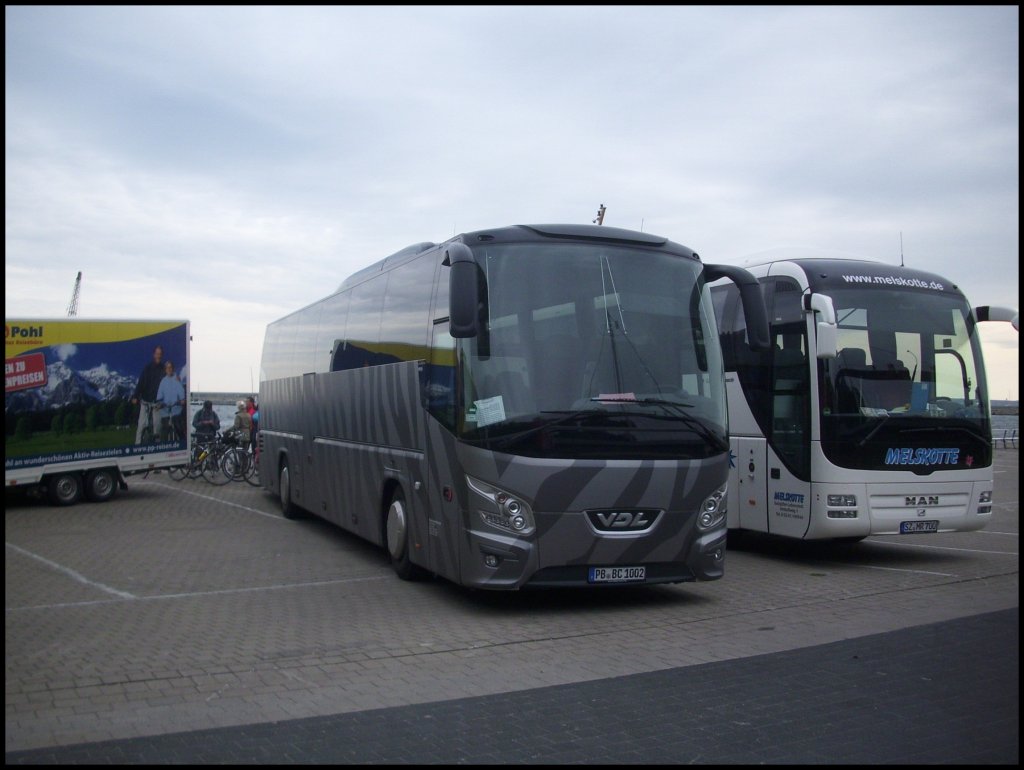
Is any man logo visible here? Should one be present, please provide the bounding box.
[587,509,660,532]
[905,495,939,506]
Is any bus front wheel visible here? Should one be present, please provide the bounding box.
[386,488,427,581]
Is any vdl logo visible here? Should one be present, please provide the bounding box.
[587,509,661,532]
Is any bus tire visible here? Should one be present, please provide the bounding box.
[47,472,83,506]
[279,459,303,520]
[84,468,118,503]
[385,488,427,581]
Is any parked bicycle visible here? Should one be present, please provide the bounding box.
[168,432,221,482]
[219,429,259,486]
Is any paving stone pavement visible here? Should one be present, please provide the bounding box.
[6,449,1018,764]
[5,608,1018,765]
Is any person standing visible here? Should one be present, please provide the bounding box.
[246,396,259,453]
[192,399,220,442]
[132,345,165,444]
[229,400,253,447]
[156,360,186,441]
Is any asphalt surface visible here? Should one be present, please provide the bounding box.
[5,608,1018,765]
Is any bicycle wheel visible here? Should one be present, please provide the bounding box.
[222,447,249,482]
[168,465,188,481]
[189,442,209,479]
[244,452,261,486]
[201,447,231,485]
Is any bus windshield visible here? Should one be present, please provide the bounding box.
[820,286,991,469]
[453,242,727,459]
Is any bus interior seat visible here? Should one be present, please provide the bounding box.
[836,348,868,412]
[837,347,868,372]
[867,353,913,410]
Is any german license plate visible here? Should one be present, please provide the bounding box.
[900,520,939,534]
[588,566,646,583]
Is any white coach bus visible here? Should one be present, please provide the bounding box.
[710,252,1017,541]
[259,224,769,589]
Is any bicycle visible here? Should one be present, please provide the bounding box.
[198,434,233,486]
[169,432,219,481]
[219,430,258,484]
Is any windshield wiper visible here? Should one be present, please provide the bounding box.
[591,396,727,452]
[479,410,606,450]
[858,412,890,447]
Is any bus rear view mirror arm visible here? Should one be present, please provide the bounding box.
[973,305,1019,332]
[703,263,771,351]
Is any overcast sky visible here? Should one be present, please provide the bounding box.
[5,5,1019,397]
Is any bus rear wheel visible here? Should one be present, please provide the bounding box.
[386,489,427,581]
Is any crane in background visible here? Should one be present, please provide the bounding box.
[67,271,82,316]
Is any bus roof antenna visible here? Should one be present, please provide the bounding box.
[900,232,904,267]
[593,204,606,225]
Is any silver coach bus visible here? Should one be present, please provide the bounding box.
[259,224,769,589]
[711,252,1018,541]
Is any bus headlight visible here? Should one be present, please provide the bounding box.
[978,490,992,514]
[467,476,535,535]
[826,493,858,519]
[697,483,728,531]
[827,494,857,507]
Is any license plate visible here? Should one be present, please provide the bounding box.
[900,520,939,534]
[588,566,646,583]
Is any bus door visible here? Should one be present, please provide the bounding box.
[765,446,811,538]
[729,437,812,537]
[423,316,463,579]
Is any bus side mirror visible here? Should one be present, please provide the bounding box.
[815,323,838,360]
[805,293,838,359]
[447,243,481,338]
[704,263,770,351]
[973,305,1019,332]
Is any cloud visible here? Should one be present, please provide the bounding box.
[4,6,1018,395]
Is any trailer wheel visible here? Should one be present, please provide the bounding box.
[47,473,83,506]
[279,459,303,520]
[85,468,118,503]
[385,488,427,581]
